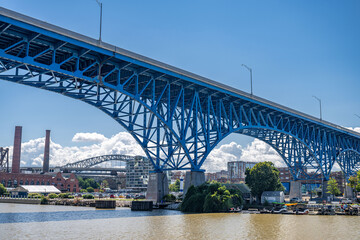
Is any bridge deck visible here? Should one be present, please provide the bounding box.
[0,7,358,139]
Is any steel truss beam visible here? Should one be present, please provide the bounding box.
[0,12,359,179]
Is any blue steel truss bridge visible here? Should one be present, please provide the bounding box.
[0,7,359,182]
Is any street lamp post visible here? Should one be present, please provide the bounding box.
[241,64,253,95]
[355,114,360,120]
[312,96,322,121]
[96,0,103,42]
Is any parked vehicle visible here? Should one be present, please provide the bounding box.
[134,195,146,199]
[341,198,352,204]
[290,197,301,203]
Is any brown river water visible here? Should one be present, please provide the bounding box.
[0,203,359,240]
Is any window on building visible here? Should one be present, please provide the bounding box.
[30,180,34,185]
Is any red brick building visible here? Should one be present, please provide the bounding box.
[0,172,79,192]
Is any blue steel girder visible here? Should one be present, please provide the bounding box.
[0,8,360,179]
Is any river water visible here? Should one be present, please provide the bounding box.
[0,203,359,240]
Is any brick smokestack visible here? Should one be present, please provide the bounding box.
[43,130,50,173]
[12,126,22,173]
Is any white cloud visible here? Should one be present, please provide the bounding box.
[345,127,360,134]
[3,131,298,172]
[204,142,243,172]
[6,132,144,167]
[239,139,285,168]
[72,132,107,143]
[204,139,285,172]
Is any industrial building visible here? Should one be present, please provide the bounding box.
[0,126,79,192]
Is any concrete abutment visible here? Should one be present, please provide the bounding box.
[289,180,302,199]
[146,172,169,203]
[183,171,205,195]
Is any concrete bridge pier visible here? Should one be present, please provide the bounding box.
[322,180,331,200]
[183,171,205,196]
[146,172,169,203]
[289,180,302,199]
[344,185,354,199]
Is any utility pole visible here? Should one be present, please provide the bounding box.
[312,96,322,121]
[96,0,103,42]
[241,64,253,95]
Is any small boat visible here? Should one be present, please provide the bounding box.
[260,208,272,214]
[229,207,242,213]
[294,204,309,215]
[272,205,288,214]
[295,208,309,215]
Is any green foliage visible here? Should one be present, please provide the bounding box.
[77,177,100,190]
[180,181,243,213]
[28,193,42,198]
[357,171,360,192]
[347,171,360,193]
[163,194,176,202]
[47,193,58,199]
[40,196,48,204]
[0,183,7,195]
[169,179,181,192]
[100,180,109,190]
[86,187,95,193]
[80,189,87,193]
[348,176,357,189]
[83,194,94,199]
[327,178,341,196]
[58,193,74,199]
[263,199,270,206]
[245,161,285,200]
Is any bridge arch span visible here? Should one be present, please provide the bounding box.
[201,126,324,180]
[336,149,360,179]
[0,7,359,178]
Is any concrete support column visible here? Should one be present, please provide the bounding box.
[322,180,331,200]
[146,172,169,203]
[289,180,302,199]
[183,171,205,196]
[344,185,354,199]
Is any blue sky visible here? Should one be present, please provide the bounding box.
[0,0,359,151]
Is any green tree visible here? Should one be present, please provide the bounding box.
[0,183,7,195]
[180,181,243,213]
[169,179,180,192]
[86,178,100,189]
[47,193,58,199]
[101,180,109,190]
[163,194,176,202]
[77,177,100,190]
[355,170,360,193]
[86,186,95,193]
[83,194,94,199]
[245,161,285,202]
[327,178,341,196]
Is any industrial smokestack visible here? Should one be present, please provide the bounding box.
[12,126,22,173]
[43,130,50,173]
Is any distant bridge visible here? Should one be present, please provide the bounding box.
[61,154,140,169]
[0,7,359,181]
